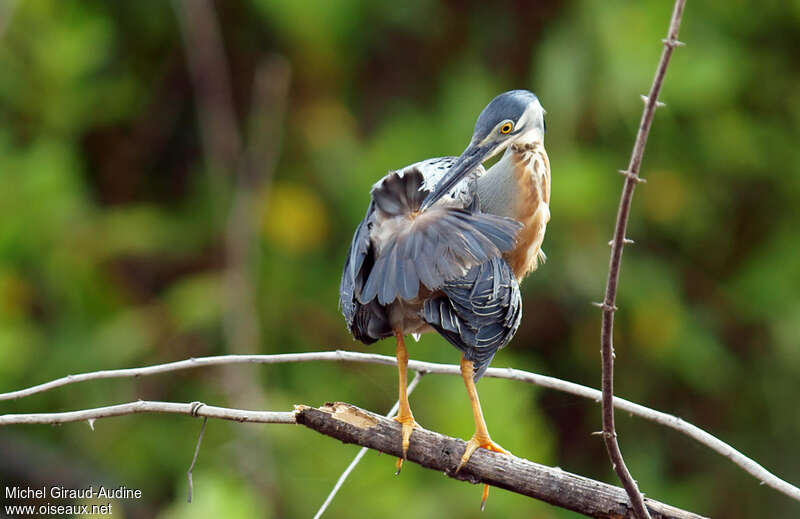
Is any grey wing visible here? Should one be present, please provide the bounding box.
[339,201,392,343]
[359,167,520,306]
[422,256,522,380]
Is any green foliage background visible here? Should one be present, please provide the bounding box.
[1,1,799,518]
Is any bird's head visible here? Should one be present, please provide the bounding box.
[420,90,545,210]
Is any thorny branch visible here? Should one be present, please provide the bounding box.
[599,1,687,518]
[1,351,798,503]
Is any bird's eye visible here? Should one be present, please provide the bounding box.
[500,122,513,134]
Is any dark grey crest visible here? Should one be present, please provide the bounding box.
[473,90,541,142]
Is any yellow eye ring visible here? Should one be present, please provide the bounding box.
[500,122,513,134]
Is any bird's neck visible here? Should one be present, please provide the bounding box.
[477,143,538,218]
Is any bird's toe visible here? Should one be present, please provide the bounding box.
[456,434,509,473]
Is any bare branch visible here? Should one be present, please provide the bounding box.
[296,403,707,519]
[599,2,687,517]
[0,400,296,426]
[1,351,797,504]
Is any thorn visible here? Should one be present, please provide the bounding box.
[591,431,604,436]
[592,301,618,312]
[608,238,635,246]
[662,38,686,47]
[640,95,666,108]
[87,419,95,431]
[618,169,647,184]
[612,351,616,359]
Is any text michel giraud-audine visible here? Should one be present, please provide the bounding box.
[6,485,142,500]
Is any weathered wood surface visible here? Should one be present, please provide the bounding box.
[295,402,707,519]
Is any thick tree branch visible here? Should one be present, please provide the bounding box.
[296,402,706,519]
[599,2,687,518]
[1,351,798,504]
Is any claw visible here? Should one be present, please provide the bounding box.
[456,434,510,510]
[394,415,420,474]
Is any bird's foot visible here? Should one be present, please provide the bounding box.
[457,433,510,511]
[393,414,421,474]
[457,433,509,472]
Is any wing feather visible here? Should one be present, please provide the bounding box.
[422,256,522,379]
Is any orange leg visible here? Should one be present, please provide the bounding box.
[457,355,510,509]
[393,331,420,474]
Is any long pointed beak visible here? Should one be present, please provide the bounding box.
[419,142,494,211]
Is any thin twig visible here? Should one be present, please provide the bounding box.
[1,351,797,503]
[187,405,208,503]
[313,371,425,519]
[599,1,687,518]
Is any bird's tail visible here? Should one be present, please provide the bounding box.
[358,169,522,306]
